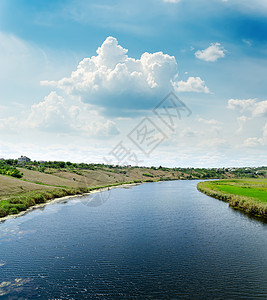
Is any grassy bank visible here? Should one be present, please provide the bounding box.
[197,179,267,218]
[0,181,142,219]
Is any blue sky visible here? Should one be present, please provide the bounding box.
[0,0,266,167]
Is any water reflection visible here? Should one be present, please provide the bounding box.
[0,278,33,298]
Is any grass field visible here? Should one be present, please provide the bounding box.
[0,166,180,218]
[197,179,267,218]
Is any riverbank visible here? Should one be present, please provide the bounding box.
[197,179,267,219]
[0,181,141,222]
[0,164,183,220]
[1,162,266,220]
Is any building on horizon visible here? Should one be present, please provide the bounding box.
[18,155,31,163]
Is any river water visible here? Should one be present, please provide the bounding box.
[0,180,266,299]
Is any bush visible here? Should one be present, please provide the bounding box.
[9,198,23,204]
[9,207,19,215]
[143,173,153,178]
[0,160,23,178]
[31,193,46,204]
[0,207,8,217]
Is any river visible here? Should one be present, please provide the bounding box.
[0,180,266,299]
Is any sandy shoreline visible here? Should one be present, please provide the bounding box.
[0,182,140,223]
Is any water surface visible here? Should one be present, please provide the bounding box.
[0,181,266,299]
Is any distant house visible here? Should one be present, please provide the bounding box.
[18,155,31,163]
[0,158,5,161]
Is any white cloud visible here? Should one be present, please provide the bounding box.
[2,91,121,138]
[237,115,249,123]
[227,98,256,112]
[243,137,260,147]
[198,118,222,125]
[0,117,20,133]
[243,137,264,147]
[174,77,210,93]
[227,98,267,117]
[181,128,199,138]
[242,39,252,47]
[227,98,267,138]
[81,119,120,137]
[259,122,267,145]
[163,0,181,3]
[252,100,267,117]
[236,115,250,133]
[42,36,208,116]
[27,92,70,132]
[195,43,226,62]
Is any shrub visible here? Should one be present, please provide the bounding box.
[9,207,19,215]
[143,173,153,178]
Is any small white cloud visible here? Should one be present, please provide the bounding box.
[227,98,256,112]
[236,115,251,134]
[243,137,264,147]
[227,98,267,117]
[181,128,199,137]
[163,0,181,3]
[252,100,267,117]
[237,115,249,123]
[195,43,226,62]
[198,118,222,125]
[242,39,252,47]
[83,120,120,137]
[173,77,210,93]
[40,80,57,87]
[242,122,267,147]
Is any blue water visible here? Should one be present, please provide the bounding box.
[0,180,266,299]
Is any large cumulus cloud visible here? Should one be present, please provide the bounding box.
[42,37,209,116]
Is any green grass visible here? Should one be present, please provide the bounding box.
[0,181,140,219]
[207,179,267,203]
[0,187,89,218]
[197,179,267,218]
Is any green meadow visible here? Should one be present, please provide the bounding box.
[197,179,267,218]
